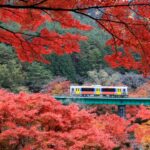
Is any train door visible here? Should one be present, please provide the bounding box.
[95,88,100,95]
[75,88,81,95]
[117,88,122,95]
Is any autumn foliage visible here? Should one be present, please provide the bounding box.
[0,0,150,74]
[41,77,70,95]
[0,89,134,150]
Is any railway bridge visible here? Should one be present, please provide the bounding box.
[54,96,150,118]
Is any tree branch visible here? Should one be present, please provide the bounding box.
[0,2,149,11]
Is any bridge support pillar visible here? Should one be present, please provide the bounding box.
[118,105,126,118]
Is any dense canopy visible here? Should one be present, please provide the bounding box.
[0,0,150,74]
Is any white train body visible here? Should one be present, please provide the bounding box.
[70,85,128,97]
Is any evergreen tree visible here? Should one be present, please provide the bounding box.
[0,43,53,92]
[0,43,26,92]
[24,62,53,92]
[48,54,77,81]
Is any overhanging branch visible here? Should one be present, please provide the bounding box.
[0,2,149,11]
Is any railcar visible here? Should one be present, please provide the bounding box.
[70,85,128,97]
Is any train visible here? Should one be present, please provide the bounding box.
[70,85,128,97]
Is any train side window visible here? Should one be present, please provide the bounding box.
[102,88,115,92]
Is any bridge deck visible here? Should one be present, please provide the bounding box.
[54,96,150,105]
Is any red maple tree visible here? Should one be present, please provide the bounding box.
[0,0,150,74]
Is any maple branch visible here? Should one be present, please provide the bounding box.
[0,0,149,46]
[112,12,149,64]
[0,25,38,37]
[97,8,143,26]
[1,27,49,54]
[128,5,149,22]
[105,17,118,55]
[0,24,44,60]
[128,5,150,32]
[96,7,149,61]
[0,2,149,11]
[0,1,149,74]
[73,10,123,42]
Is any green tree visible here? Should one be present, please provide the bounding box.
[0,43,53,92]
[0,43,26,92]
[72,28,108,78]
[48,54,77,81]
[39,14,111,83]
[0,60,26,92]
[24,62,53,92]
